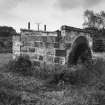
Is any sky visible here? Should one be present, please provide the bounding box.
[0,0,105,32]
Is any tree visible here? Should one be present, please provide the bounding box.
[0,26,17,53]
[100,11,105,28]
[83,10,105,29]
[0,26,16,37]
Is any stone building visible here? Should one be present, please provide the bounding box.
[13,25,93,66]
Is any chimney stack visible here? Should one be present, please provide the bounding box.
[28,22,30,30]
[44,25,46,31]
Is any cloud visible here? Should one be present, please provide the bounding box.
[0,0,50,20]
[55,0,104,10]
[0,0,49,12]
[0,0,56,31]
[83,0,103,7]
[0,0,23,12]
[0,0,104,32]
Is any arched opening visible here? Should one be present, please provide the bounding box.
[68,36,92,65]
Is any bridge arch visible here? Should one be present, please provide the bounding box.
[68,35,92,65]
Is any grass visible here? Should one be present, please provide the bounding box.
[1,54,105,104]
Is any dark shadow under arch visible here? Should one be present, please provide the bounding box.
[68,36,92,65]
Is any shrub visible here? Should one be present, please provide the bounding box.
[0,88,22,105]
[86,90,105,105]
[45,58,105,86]
[68,58,105,86]
[32,64,65,79]
[8,55,33,76]
[91,58,105,76]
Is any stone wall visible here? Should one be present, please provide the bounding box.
[19,29,66,65]
[92,36,105,52]
[12,34,21,59]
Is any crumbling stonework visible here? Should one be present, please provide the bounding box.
[12,25,93,66]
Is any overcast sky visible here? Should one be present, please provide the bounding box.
[0,0,105,32]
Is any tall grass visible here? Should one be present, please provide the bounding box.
[6,55,105,87]
[1,55,105,105]
[0,88,22,105]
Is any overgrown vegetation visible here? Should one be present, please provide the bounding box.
[1,55,105,105]
[83,10,105,29]
[0,26,16,53]
[6,55,105,88]
[7,55,33,76]
[0,89,22,105]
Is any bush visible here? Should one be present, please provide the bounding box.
[8,55,33,76]
[0,88,22,105]
[68,58,105,86]
[32,64,65,79]
[45,58,105,86]
[32,67,51,80]
[7,56,105,87]
[86,90,105,105]
[91,58,105,76]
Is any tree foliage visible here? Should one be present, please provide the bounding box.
[0,26,17,53]
[8,55,33,76]
[0,26,16,37]
[83,10,105,29]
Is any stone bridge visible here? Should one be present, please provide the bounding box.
[13,25,94,66]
